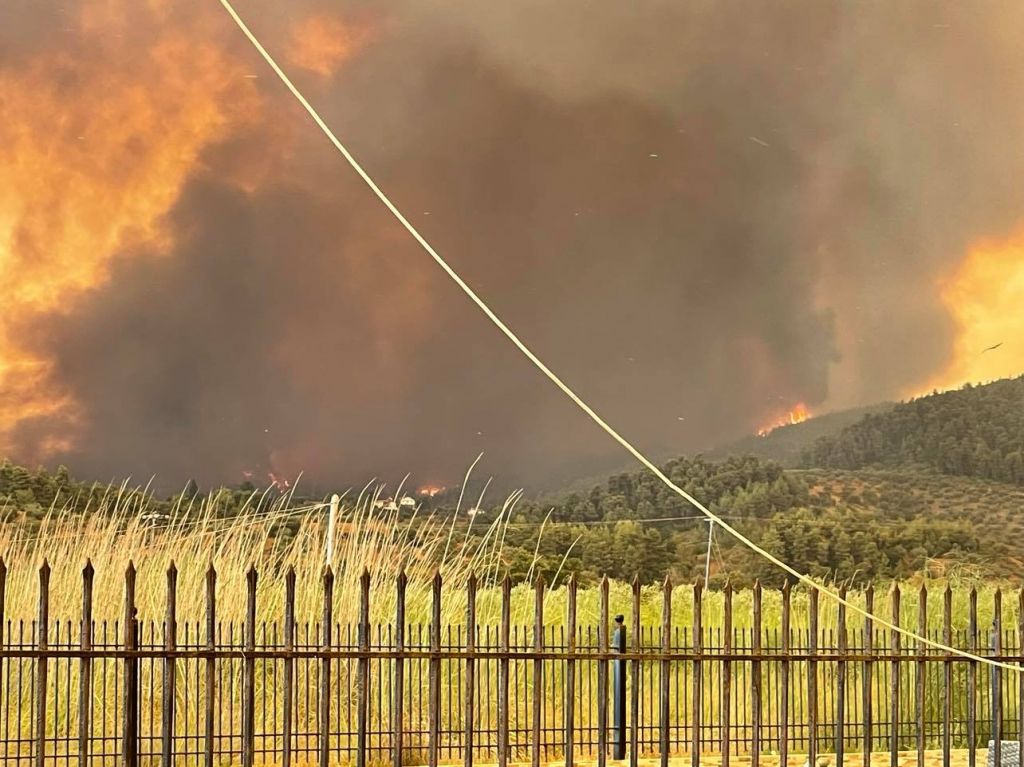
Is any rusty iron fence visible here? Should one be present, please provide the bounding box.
[1,560,1024,766]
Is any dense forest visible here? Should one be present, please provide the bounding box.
[4,375,1024,587]
[803,375,1024,483]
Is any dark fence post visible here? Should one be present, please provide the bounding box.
[80,560,94,767]
[242,566,257,767]
[204,564,217,767]
[36,560,50,767]
[612,614,626,760]
[123,561,138,767]
[992,592,1003,767]
[162,562,177,767]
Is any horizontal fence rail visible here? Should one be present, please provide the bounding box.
[0,560,1022,766]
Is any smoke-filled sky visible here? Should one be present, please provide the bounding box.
[2,0,1024,492]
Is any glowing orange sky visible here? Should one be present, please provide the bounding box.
[914,231,1024,396]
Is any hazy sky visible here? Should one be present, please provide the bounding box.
[2,0,1023,492]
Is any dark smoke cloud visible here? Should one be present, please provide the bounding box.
[9,0,1024,492]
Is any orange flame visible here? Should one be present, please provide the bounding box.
[417,484,446,497]
[287,14,374,78]
[913,230,1024,396]
[757,403,810,437]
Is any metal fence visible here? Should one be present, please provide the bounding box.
[1,559,1023,766]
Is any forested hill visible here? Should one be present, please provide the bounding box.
[802,375,1024,484]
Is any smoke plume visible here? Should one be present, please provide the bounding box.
[3,0,1024,491]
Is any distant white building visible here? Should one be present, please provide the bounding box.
[399,496,417,508]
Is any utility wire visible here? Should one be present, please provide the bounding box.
[216,0,1021,672]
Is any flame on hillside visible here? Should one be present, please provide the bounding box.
[757,403,810,437]
[913,230,1024,396]
[418,484,446,497]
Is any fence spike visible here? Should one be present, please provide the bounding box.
[204,564,217,767]
[36,559,51,767]
[162,560,178,767]
[751,580,762,767]
[889,584,900,767]
[994,589,1003,767]
[465,572,478,767]
[1017,587,1024,767]
[917,584,928,767]
[630,575,640,767]
[320,565,334,767]
[598,575,610,767]
[357,567,371,767]
[968,586,978,767]
[533,573,545,767]
[722,582,733,767]
[808,587,819,767]
[836,585,847,767]
[123,559,138,767]
[243,565,257,767]
[691,579,703,767]
[498,572,512,767]
[429,569,443,767]
[659,575,672,767]
[780,580,791,767]
[78,559,94,767]
[283,566,296,767]
[394,569,408,767]
[565,574,578,767]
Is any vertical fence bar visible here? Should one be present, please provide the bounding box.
[993,590,1003,767]
[357,569,370,767]
[889,584,900,767]
[917,585,926,767]
[751,581,762,767]
[163,562,177,767]
[394,571,407,767]
[691,581,703,767]
[282,568,296,767]
[722,584,733,767]
[836,585,846,767]
[943,585,952,767]
[124,561,138,767]
[319,567,334,767]
[808,587,818,767]
[969,587,978,767]
[781,581,791,767]
[429,571,442,767]
[243,566,257,767]
[36,560,50,767]
[204,565,216,767]
[613,614,626,761]
[660,576,672,767]
[79,561,93,767]
[1017,588,1023,767]
[464,573,477,767]
[0,557,4,738]
[565,576,578,767]
[630,577,640,767]
[864,585,874,767]
[498,575,511,767]
[534,575,545,767]
[598,576,610,767]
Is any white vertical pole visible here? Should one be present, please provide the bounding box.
[704,519,714,591]
[326,493,339,567]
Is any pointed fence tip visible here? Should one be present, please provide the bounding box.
[396,568,408,586]
[631,573,640,589]
[534,572,545,589]
[167,560,178,575]
[83,558,94,576]
[285,564,296,581]
[432,568,443,587]
[125,560,136,576]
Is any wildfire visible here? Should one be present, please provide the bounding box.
[914,230,1024,395]
[287,14,374,78]
[0,2,377,462]
[418,484,446,497]
[757,403,811,437]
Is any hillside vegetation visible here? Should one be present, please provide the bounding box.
[4,375,1024,589]
[803,375,1024,483]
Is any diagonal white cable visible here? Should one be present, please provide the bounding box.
[217,0,1017,671]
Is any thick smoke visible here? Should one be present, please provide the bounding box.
[5,0,1024,491]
